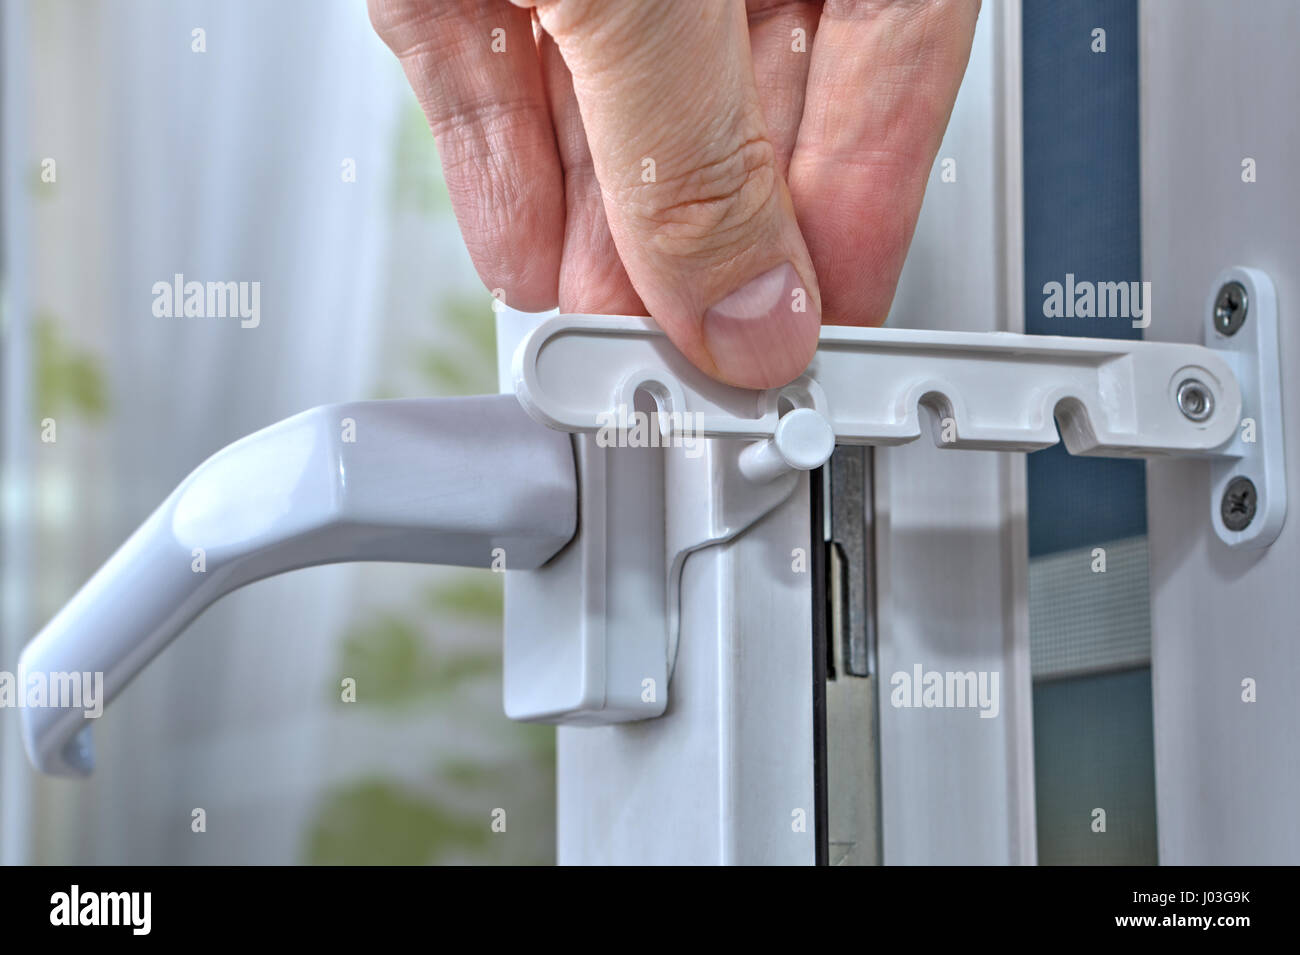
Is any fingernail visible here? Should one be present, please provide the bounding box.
[702,262,820,388]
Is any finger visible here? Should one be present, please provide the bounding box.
[787,0,979,326]
[746,0,822,177]
[538,28,644,314]
[523,0,822,389]
[369,0,565,311]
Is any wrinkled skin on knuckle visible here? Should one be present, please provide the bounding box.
[368,0,441,52]
[622,135,782,261]
[516,0,619,38]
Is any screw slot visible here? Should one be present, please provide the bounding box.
[1221,476,1258,532]
[1214,280,1249,336]
[1176,379,1214,422]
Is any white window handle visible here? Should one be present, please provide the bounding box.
[19,394,576,776]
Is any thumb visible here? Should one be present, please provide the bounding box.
[522,0,821,389]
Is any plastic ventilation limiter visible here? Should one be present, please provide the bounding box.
[514,285,1283,552]
[515,315,1242,458]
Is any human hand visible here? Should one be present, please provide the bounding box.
[370,0,979,388]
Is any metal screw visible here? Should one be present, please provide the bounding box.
[1176,378,1214,422]
[1221,476,1257,531]
[1214,281,1248,336]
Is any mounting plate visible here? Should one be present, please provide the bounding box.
[1206,266,1286,548]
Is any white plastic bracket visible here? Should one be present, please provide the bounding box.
[505,282,1284,723]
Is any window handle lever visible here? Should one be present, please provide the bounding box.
[19,394,576,776]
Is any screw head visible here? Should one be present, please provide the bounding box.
[1221,476,1257,531]
[1214,281,1249,336]
[1176,378,1214,422]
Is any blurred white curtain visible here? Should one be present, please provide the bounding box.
[7,0,557,866]
[12,0,404,863]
